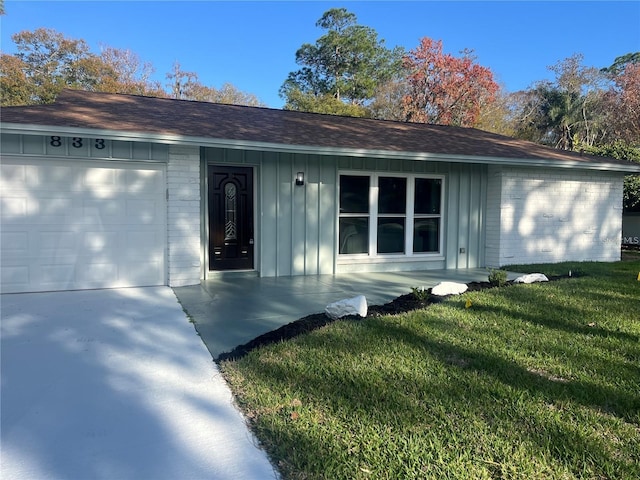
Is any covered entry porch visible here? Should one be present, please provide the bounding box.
[173,268,519,358]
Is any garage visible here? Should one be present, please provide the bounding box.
[0,157,167,293]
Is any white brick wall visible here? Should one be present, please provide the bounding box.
[486,166,623,267]
[485,168,503,267]
[166,145,201,286]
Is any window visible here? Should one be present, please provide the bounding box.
[377,177,406,254]
[339,175,370,254]
[339,174,443,258]
[413,178,441,253]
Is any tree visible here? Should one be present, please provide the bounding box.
[613,63,640,143]
[368,76,410,121]
[601,60,640,145]
[401,38,498,127]
[186,82,265,106]
[166,62,200,99]
[511,54,607,149]
[0,53,32,106]
[166,62,265,106]
[601,52,640,76]
[474,87,518,137]
[280,8,402,114]
[6,28,99,104]
[584,141,640,212]
[1,28,264,107]
[1,28,163,105]
[282,89,368,117]
[98,46,163,96]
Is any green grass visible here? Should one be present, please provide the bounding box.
[220,261,640,479]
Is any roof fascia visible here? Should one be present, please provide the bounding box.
[3,122,640,173]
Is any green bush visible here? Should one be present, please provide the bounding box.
[411,286,429,302]
[488,268,508,287]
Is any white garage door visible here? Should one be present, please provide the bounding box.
[1,157,167,293]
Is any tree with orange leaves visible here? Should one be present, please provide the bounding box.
[402,37,499,127]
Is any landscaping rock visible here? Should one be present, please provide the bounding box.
[513,273,549,284]
[325,295,368,319]
[431,282,468,296]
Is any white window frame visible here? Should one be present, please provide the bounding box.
[338,171,445,263]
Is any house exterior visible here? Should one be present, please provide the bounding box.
[1,89,639,294]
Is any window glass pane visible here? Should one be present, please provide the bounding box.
[377,218,405,253]
[378,177,406,214]
[413,218,439,253]
[340,175,370,213]
[415,178,441,214]
[339,217,369,254]
[224,182,237,241]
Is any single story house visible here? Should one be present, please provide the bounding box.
[1,89,639,294]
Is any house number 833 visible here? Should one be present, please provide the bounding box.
[50,136,106,149]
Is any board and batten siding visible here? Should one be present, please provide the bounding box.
[205,147,488,276]
[336,158,487,273]
[0,133,170,162]
[203,147,338,277]
[486,165,623,267]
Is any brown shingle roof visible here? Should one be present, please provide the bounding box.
[2,89,638,171]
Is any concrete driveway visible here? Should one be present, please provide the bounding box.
[0,287,276,480]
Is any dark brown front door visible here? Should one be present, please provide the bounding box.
[208,165,254,270]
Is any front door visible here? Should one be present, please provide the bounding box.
[208,165,254,270]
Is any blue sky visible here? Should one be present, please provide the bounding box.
[2,1,639,108]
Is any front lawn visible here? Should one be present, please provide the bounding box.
[220,261,640,479]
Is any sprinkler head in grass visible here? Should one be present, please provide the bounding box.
[637,272,640,281]
[465,299,472,309]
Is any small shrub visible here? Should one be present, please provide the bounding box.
[411,286,429,302]
[488,269,508,287]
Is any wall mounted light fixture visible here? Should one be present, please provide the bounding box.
[296,172,305,186]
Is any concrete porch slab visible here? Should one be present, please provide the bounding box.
[174,269,518,359]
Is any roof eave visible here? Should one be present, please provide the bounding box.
[3,122,640,173]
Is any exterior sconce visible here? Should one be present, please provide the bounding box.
[296,172,305,186]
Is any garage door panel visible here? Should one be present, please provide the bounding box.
[125,168,164,193]
[40,197,75,218]
[1,232,28,255]
[0,158,167,293]
[2,197,81,224]
[0,163,27,185]
[121,260,163,285]
[83,199,126,222]
[39,264,75,287]
[77,263,119,285]
[83,166,119,188]
[1,197,28,219]
[126,200,161,224]
[1,265,29,289]
[83,231,119,253]
[39,231,78,256]
[47,164,76,185]
[124,231,162,256]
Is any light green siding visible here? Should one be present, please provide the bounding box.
[204,147,487,277]
[204,148,338,277]
[0,133,169,161]
[444,163,487,269]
